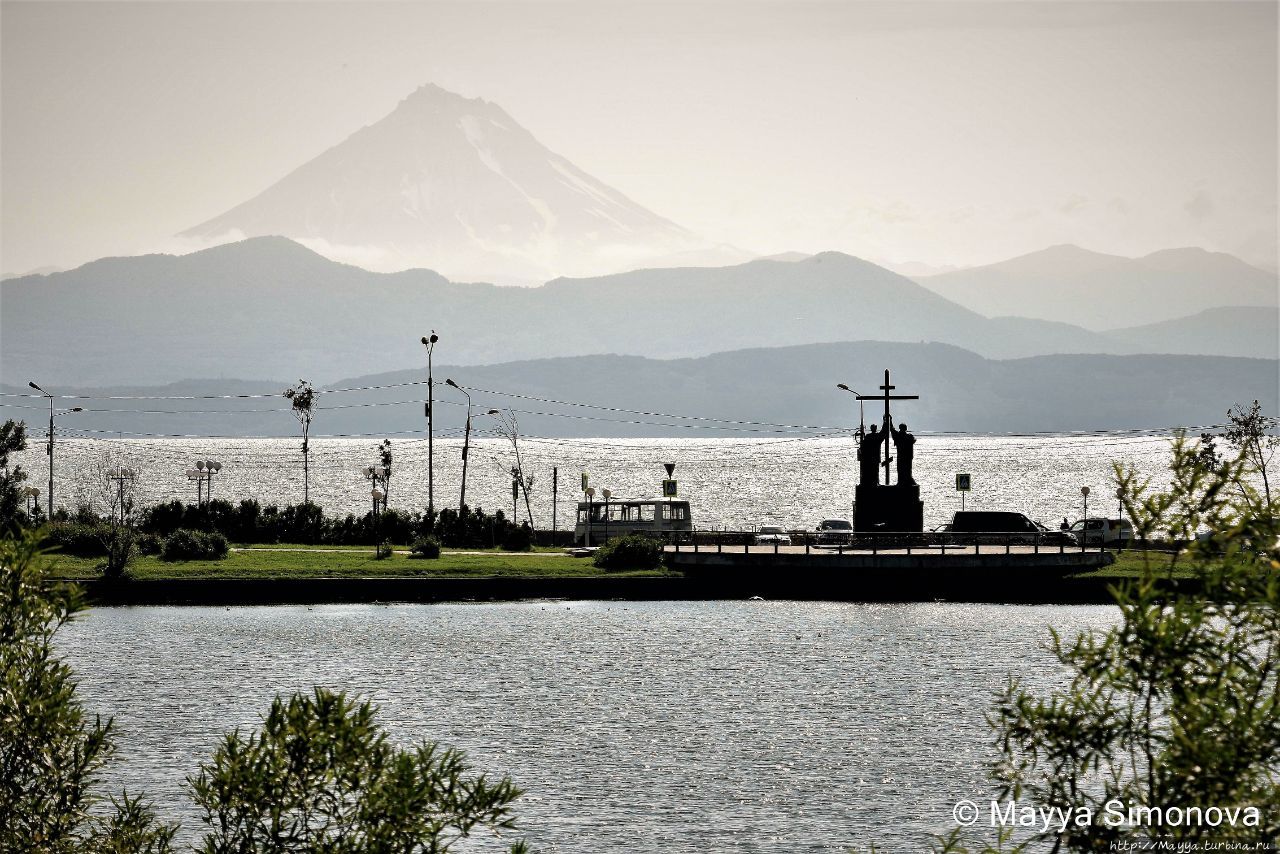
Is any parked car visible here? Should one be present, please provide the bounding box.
[755,525,792,546]
[816,518,854,545]
[949,511,1077,546]
[1069,517,1133,546]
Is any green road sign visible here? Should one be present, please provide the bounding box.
[581,472,589,491]
[662,479,678,497]
[956,473,971,491]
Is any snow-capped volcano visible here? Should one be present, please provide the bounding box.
[182,84,704,282]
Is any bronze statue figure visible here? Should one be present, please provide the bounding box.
[859,423,887,485]
[891,420,916,485]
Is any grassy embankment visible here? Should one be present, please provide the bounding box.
[44,547,674,580]
[42,543,1199,583]
[1075,549,1203,580]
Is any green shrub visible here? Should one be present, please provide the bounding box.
[592,534,663,570]
[160,528,229,561]
[501,522,533,552]
[46,522,109,557]
[136,532,161,555]
[410,535,441,559]
[189,688,528,853]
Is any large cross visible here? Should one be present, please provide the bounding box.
[857,369,918,485]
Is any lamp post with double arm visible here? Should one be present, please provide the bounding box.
[444,379,498,510]
[421,332,439,515]
[28,382,82,520]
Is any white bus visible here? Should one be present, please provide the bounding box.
[573,499,693,545]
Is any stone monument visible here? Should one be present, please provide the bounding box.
[853,369,924,532]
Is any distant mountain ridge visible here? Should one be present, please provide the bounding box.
[0,237,1081,387]
[1102,306,1279,358]
[3,237,1274,389]
[918,244,1278,330]
[181,84,707,283]
[2,341,1273,437]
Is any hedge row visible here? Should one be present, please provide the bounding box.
[51,500,530,549]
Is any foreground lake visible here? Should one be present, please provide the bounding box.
[60,600,1117,850]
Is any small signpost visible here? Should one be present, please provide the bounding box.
[662,462,677,497]
[956,473,971,510]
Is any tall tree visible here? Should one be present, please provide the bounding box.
[283,380,316,505]
[1224,399,1278,506]
[493,411,535,529]
[379,438,393,507]
[0,421,29,533]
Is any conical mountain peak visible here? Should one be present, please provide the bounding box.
[182,85,700,282]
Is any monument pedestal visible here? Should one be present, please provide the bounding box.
[854,483,924,532]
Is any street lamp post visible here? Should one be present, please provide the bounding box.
[445,379,498,510]
[186,468,203,504]
[835,383,866,433]
[29,383,82,520]
[1081,486,1090,552]
[192,460,222,507]
[1116,487,1125,550]
[602,488,613,543]
[836,384,866,516]
[421,332,439,515]
[363,465,389,557]
[372,487,386,556]
[107,466,136,526]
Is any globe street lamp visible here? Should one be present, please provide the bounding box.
[193,459,222,505]
[28,382,82,519]
[186,468,204,504]
[22,486,39,518]
[445,379,498,510]
[421,332,439,515]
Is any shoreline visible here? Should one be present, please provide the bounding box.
[60,572,1193,607]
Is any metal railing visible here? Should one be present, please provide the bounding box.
[661,528,1111,556]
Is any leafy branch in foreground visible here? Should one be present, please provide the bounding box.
[0,531,176,853]
[948,433,1280,851]
[189,688,528,854]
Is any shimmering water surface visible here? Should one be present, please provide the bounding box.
[20,434,1175,529]
[60,601,1118,851]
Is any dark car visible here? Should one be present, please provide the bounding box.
[816,518,854,545]
[948,511,1077,546]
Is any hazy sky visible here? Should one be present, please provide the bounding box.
[2,0,1276,275]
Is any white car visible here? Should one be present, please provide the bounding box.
[1068,517,1133,546]
[756,525,792,545]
